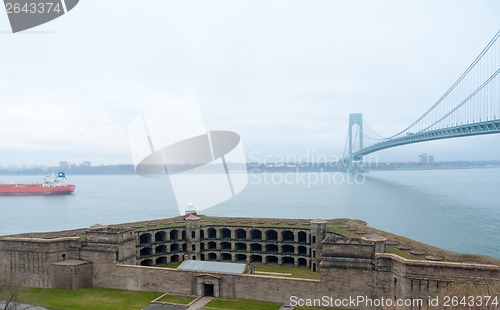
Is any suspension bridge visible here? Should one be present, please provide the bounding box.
[343,30,500,171]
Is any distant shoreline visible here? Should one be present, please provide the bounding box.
[1,161,500,176]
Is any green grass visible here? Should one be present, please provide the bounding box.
[325,219,499,266]
[136,215,314,231]
[203,222,310,229]
[197,215,311,228]
[387,246,496,264]
[14,287,163,310]
[160,262,181,268]
[327,226,355,237]
[253,263,320,280]
[325,219,366,237]
[156,293,195,304]
[135,223,185,231]
[387,246,426,261]
[295,307,345,310]
[205,298,282,310]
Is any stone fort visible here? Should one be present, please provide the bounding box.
[0,214,499,309]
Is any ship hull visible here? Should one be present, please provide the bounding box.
[0,184,75,196]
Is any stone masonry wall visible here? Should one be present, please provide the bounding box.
[100,264,321,303]
[0,219,499,307]
[0,237,81,288]
[376,253,500,305]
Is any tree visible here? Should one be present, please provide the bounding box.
[0,273,42,310]
[0,274,24,310]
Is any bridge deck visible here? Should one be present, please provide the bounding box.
[354,119,500,157]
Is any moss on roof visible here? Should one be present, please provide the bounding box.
[3,214,499,266]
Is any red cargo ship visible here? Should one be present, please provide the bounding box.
[0,172,75,196]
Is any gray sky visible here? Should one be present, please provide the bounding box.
[1,0,499,166]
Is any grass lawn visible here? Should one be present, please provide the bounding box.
[386,246,426,261]
[205,298,282,310]
[156,293,195,304]
[253,263,320,280]
[295,307,345,310]
[160,262,182,269]
[13,287,163,310]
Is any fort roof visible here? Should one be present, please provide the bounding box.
[2,215,499,266]
[178,260,247,275]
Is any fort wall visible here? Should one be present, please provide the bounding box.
[0,216,499,309]
[99,264,321,303]
[134,220,323,270]
[0,237,81,288]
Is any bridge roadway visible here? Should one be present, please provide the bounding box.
[353,119,500,158]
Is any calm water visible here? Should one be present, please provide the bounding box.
[1,168,499,258]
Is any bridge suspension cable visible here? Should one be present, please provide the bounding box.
[384,30,500,139]
[362,120,387,140]
[344,29,500,163]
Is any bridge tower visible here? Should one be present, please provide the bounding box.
[347,113,363,171]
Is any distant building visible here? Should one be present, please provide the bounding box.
[60,161,69,169]
[419,153,428,164]
[419,153,435,165]
[81,161,92,167]
[428,155,435,164]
